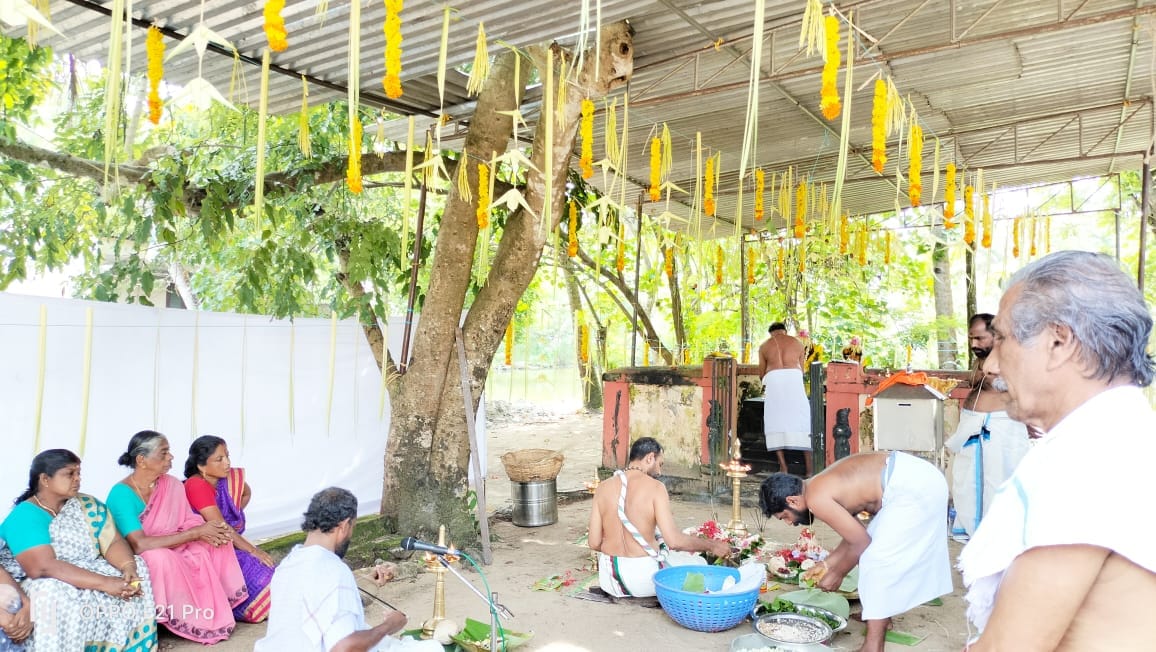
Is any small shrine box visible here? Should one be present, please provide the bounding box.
[873,383,946,451]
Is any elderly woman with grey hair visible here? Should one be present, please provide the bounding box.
[105,430,247,645]
[959,251,1156,652]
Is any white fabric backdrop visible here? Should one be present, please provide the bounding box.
[0,293,485,540]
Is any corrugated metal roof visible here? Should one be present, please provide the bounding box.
[9,0,1156,233]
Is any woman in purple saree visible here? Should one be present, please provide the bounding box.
[183,436,274,623]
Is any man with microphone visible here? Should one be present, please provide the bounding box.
[256,488,440,651]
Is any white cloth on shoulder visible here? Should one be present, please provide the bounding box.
[256,544,441,652]
[859,451,953,620]
[946,409,1030,536]
[959,386,1156,634]
[762,369,812,451]
[597,550,706,598]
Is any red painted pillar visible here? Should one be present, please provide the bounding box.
[824,362,864,466]
[601,377,631,468]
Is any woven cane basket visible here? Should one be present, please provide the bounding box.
[501,449,565,482]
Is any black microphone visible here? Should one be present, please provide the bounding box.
[400,537,454,555]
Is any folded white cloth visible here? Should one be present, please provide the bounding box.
[959,386,1156,633]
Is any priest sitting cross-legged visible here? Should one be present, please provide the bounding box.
[587,438,730,598]
[759,451,952,652]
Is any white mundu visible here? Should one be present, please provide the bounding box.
[762,369,811,451]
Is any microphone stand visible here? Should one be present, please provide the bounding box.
[436,556,512,652]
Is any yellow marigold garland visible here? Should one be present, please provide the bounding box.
[1029,217,1037,257]
[839,214,849,254]
[870,78,887,173]
[714,245,723,286]
[383,0,404,99]
[944,163,957,228]
[649,137,661,202]
[775,245,784,280]
[798,243,806,274]
[579,323,590,364]
[579,99,595,179]
[819,15,842,121]
[747,250,755,284]
[346,115,363,193]
[908,124,923,206]
[1012,216,1022,258]
[146,26,164,125]
[567,201,579,257]
[704,156,716,216]
[963,184,976,245]
[616,221,625,272]
[981,192,993,249]
[476,162,490,229]
[664,246,674,278]
[884,231,893,265]
[263,0,288,52]
[857,223,868,266]
[504,321,513,366]
[754,168,765,221]
[793,182,806,239]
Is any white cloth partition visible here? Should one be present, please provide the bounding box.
[0,293,483,540]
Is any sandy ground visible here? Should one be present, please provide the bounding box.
[164,405,970,651]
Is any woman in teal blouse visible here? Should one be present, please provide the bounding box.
[0,449,157,651]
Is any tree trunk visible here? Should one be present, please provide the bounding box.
[932,238,959,368]
[380,25,634,544]
[666,244,687,362]
[562,256,603,409]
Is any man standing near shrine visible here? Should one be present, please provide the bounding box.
[960,251,1156,650]
[945,313,1030,540]
[758,323,813,477]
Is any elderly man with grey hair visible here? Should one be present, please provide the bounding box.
[959,250,1156,651]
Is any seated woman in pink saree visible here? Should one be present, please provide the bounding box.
[106,431,247,645]
[184,435,275,623]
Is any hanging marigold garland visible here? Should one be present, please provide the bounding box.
[146,26,164,125]
[715,245,724,286]
[346,115,363,193]
[649,137,662,202]
[504,321,514,366]
[754,168,765,221]
[663,245,674,278]
[1045,216,1052,253]
[383,0,404,99]
[747,249,755,284]
[839,213,849,254]
[775,244,784,280]
[944,163,957,229]
[908,123,923,206]
[857,222,868,266]
[870,78,887,173]
[263,0,288,52]
[579,323,590,364]
[476,162,490,229]
[1029,217,1038,256]
[579,99,595,179]
[616,221,626,272]
[704,155,717,216]
[567,201,579,257]
[1012,216,1022,258]
[819,15,842,121]
[981,192,993,249]
[963,184,976,245]
[884,231,893,265]
[794,181,807,239]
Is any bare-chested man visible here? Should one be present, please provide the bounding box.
[587,438,729,597]
[945,313,1030,539]
[959,251,1156,651]
[757,323,813,477]
[760,452,952,652]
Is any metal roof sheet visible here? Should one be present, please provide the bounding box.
[8,0,1156,233]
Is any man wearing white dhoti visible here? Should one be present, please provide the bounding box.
[959,251,1156,651]
[758,322,813,477]
[588,438,727,597]
[760,452,952,652]
[946,313,1030,539]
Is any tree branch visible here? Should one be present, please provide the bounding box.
[573,246,675,365]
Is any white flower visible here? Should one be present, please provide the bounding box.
[800,559,816,571]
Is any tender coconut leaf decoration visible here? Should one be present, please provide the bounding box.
[0,0,62,36]
[466,22,490,96]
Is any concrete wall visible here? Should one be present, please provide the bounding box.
[627,384,703,468]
